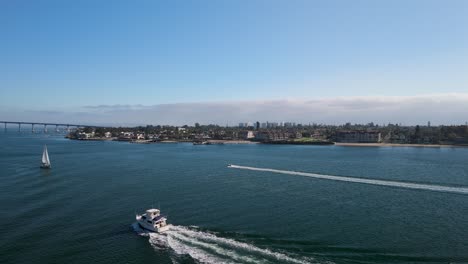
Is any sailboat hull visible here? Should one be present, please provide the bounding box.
[40,164,51,169]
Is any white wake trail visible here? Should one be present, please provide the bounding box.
[228,165,468,195]
[169,231,260,263]
[171,226,313,264]
[134,224,317,264]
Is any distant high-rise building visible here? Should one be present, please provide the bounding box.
[267,122,279,128]
[427,121,431,127]
[256,121,260,130]
[284,122,296,127]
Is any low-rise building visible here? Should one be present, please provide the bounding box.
[255,131,289,142]
[118,131,134,141]
[76,132,94,139]
[335,131,382,143]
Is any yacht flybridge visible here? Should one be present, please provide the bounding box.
[136,209,171,233]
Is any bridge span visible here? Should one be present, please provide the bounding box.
[0,121,105,132]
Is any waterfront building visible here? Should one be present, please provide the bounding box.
[255,131,290,141]
[335,131,382,143]
[118,131,134,141]
[76,132,94,139]
[238,131,255,139]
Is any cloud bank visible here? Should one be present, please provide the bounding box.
[2,94,468,126]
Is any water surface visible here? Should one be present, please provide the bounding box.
[1,132,468,264]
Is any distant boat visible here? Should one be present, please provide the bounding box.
[40,145,51,169]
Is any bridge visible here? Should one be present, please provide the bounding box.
[0,121,105,133]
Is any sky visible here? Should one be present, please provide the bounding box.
[1,0,468,125]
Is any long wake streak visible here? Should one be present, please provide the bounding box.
[228,165,468,195]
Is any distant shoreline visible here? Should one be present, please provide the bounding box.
[335,142,467,148]
[66,137,468,148]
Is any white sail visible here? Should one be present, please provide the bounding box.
[42,145,51,167]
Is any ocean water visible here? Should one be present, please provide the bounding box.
[1,132,468,264]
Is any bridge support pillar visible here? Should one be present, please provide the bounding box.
[56,125,59,133]
[4,123,6,131]
[67,125,70,132]
[44,124,47,133]
[32,124,35,133]
[18,123,21,132]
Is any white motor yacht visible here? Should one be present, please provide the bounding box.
[136,209,171,233]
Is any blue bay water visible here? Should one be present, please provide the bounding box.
[1,132,468,264]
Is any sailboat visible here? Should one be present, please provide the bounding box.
[40,145,51,169]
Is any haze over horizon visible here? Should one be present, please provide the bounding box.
[2,1,468,125]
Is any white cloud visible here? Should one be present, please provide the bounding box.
[1,93,468,126]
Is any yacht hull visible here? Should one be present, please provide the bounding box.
[136,216,171,233]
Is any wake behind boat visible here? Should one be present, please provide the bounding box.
[40,145,51,169]
[136,208,171,233]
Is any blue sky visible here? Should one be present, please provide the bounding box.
[1,0,468,124]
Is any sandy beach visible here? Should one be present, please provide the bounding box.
[335,142,466,148]
[206,140,259,144]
